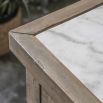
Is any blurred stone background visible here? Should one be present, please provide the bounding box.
[0,0,78,103]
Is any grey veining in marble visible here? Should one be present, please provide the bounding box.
[36,5,103,102]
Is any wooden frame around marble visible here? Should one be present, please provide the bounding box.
[9,0,103,103]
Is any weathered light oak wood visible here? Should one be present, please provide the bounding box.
[9,0,103,103]
[11,0,103,35]
[26,70,40,103]
[42,88,54,103]
[9,33,73,103]
[9,33,102,103]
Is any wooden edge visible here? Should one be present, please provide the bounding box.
[11,0,103,36]
[9,32,102,103]
[9,33,73,103]
[26,69,40,103]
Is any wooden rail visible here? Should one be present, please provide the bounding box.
[9,0,103,103]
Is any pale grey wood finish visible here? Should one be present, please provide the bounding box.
[9,33,102,103]
[42,88,55,103]
[26,70,40,103]
[11,0,103,36]
[9,1,103,103]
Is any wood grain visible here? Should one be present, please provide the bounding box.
[9,33,102,103]
[9,1,103,103]
[42,88,55,103]
[11,0,103,36]
[26,69,40,103]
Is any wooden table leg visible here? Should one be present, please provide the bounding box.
[26,69,40,103]
[42,88,54,103]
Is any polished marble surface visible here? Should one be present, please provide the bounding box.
[36,5,103,102]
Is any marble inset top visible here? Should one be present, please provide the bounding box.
[36,5,103,102]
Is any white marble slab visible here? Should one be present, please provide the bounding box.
[36,5,103,102]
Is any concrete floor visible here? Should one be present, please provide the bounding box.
[0,53,26,103]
